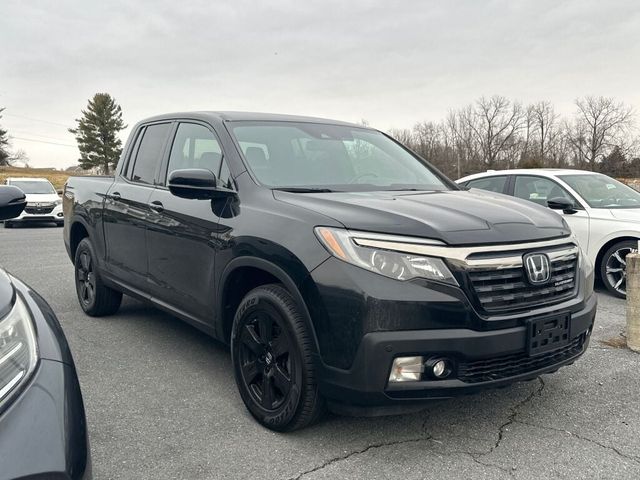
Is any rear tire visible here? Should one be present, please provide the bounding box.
[600,240,636,298]
[74,238,122,316]
[231,284,325,431]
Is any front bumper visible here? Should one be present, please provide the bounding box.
[11,203,64,223]
[0,276,90,479]
[316,292,597,408]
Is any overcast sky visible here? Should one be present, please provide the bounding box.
[1,0,639,169]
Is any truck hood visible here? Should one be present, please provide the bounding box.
[274,188,570,245]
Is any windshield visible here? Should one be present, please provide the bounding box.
[559,174,640,209]
[229,121,451,192]
[7,180,56,195]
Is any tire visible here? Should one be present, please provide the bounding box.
[3,221,12,229]
[231,284,325,431]
[74,238,122,316]
[600,240,637,298]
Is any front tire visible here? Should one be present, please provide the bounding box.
[600,240,636,298]
[74,238,122,316]
[231,284,324,431]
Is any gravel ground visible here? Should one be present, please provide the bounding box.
[1,224,639,480]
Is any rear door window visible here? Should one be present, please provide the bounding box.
[466,176,508,193]
[129,123,172,185]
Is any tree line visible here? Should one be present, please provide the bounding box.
[388,95,638,179]
[2,94,638,178]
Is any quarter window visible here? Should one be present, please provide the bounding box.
[129,123,171,185]
[167,123,223,182]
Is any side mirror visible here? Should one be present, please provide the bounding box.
[168,168,233,200]
[0,186,27,221]
[547,197,577,214]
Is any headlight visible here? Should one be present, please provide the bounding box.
[314,227,458,285]
[0,294,38,404]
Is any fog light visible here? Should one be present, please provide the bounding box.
[425,357,452,379]
[389,356,424,382]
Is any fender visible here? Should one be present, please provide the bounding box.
[217,256,322,357]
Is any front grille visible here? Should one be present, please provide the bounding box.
[25,206,54,214]
[467,249,578,313]
[457,335,585,384]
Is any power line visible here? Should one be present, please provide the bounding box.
[11,131,75,143]
[2,113,73,129]
[11,136,77,148]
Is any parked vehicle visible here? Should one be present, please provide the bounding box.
[3,177,64,227]
[0,185,91,479]
[63,112,597,431]
[457,169,640,298]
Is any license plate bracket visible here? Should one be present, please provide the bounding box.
[527,313,571,356]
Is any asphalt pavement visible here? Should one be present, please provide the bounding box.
[1,224,639,479]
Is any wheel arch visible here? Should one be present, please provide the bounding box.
[69,219,91,265]
[217,257,320,355]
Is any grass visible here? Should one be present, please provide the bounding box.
[0,166,81,190]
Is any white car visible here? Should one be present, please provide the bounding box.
[457,168,640,298]
[3,177,64,228]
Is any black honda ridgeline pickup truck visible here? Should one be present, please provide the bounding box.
[64,112,597,431]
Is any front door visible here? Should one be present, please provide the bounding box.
[512,175,590,251]
[146,122,228,322]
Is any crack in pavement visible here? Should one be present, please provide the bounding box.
[288,379,547,479]
[515,419,640,466]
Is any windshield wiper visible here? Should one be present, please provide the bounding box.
[272,187,336,193]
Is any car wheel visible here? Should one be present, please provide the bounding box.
[3,221,12,228]
[231,284,325,431]
[74,238,122,316]
[600,240,637,298]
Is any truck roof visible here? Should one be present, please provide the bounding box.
[138,111,365,128]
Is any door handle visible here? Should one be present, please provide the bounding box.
[109,192,121,201]
[149,200,164,213]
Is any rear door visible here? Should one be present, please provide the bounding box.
[146,121,229,322]
[103,122,172,291]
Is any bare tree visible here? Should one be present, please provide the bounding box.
[463,96,525,169]
[530,101,559,163]
[571,96,634,171]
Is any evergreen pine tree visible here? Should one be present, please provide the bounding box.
[69,93,126,174]
[0,108,11,167]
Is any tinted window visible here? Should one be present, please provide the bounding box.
[130,123,171,185]
[167,123,223,182]
[466,176,507,193]
[514,176,576,208]
[230,122,449,191]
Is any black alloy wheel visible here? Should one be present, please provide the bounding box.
[231,284,325,431]
[76,250,96,308]
[238,311,294,411]
[74,238,122,316]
